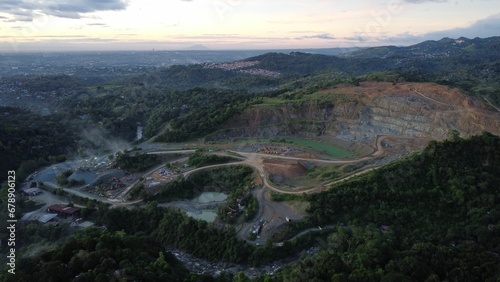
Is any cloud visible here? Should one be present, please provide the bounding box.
[402,0,448,3]
[11,26,26,31]
[345,13,500,47]
[296,33,335,40]
[288,30,319,34]
[344,34,369,42]
[31,35,88,38]
[424,13,500,39]
[201,33,239,36]
[0,0,128,22]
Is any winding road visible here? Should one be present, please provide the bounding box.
[38,132,406,206]
[483,96,500,113]
[31,133,428,244]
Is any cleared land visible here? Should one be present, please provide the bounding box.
[286,138,353,158]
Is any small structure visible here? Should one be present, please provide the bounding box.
[148,182,161,188]
[47,204,80,218]
[252,225,262,235]
[20,211,37,221]
[78,221,95,228]
[71,220,95,229]
[22,188,43,196]
[380,225,390,232]
[38,214,58,224]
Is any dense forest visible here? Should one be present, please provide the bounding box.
[1,37,500,281]
[267,132,500,281]
[0,165,308,281]
[3,134,499,281]
[2,37,500,180]
[2,228,191,282]
[114,151,162,172]
[0,106,75,182]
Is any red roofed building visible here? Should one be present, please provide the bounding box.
[47,204,80,218]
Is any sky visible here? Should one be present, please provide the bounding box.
[0,0,499,52]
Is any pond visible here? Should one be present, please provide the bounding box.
[194,192,228,203]
[185,192,228,223]
[186,210,218,222]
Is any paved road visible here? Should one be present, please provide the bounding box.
[146,150,196,155]
[27,134,432,246]
[33,131,423,206]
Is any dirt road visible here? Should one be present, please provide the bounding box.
[483,96,500,113]
[31,134,428,243]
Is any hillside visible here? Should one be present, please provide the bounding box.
[1,37,500,281]
[345,37,500,61]
[1,37,499,145]
[272,132,500,281]
[208,82,500,156]
[4,133,498,281]
[234,37,500,104]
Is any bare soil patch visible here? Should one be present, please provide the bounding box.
[263,159,307,179]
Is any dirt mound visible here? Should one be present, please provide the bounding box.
[263,159,307,178]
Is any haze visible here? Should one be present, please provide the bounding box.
[0,0,499,52]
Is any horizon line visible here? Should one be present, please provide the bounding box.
[0,35,495,54]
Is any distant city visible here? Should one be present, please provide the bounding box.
[0,48,357,78]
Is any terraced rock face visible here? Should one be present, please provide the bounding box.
[208,82,500,144]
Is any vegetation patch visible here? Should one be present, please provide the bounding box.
[56,169,85,187]
[1,228,190,282]
[270,191,308,202]
[277,132,500,281]
[147,165,254,202]
[114,152,162,173]
[188,149,239,167]
[306,164,346,181]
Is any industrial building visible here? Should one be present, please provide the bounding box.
[46,204,80,218]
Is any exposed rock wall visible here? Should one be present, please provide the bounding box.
[208,82,500,143]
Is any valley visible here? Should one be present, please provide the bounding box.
[19,80,500,249]
[1,37,500,281]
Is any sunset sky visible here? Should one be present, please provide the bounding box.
[0,0,499,52]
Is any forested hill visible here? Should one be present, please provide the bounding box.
[243,36,500,104]
[0,107,75,182]
[1,36,500,184]
[4,133,498,281]
[276,132,500,281]
[344,36,500,60]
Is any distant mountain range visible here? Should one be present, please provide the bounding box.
[240,37,500,94]
[344,36,500,59]
[185,44,210,51]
